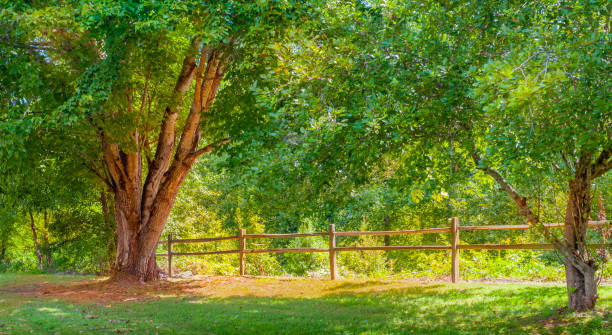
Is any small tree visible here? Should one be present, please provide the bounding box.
[260,0,610,311]
[469,31,611,310]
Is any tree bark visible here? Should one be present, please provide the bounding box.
[29,210,43,271]
[563,159,598,311]
[104,41,229,282]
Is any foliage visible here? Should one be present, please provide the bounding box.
[0,0,610,311]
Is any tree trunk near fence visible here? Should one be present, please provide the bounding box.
[105,40,229,283]
[562,164,598,311]
[111,166,194,282]
[472,149,611,312]
[383,214,391,246]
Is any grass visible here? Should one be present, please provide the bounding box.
[0,273,610,334]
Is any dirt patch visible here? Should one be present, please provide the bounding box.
[16,274,608,304]
[0,276,91,295]
[32,276,225,303]
[21,275,432,303]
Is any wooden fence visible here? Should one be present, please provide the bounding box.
[156,218,610,282]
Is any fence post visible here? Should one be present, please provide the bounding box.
[167,233,173,278]
[451,217,459,283]
[239,228,246,276]
[329,224,337,280]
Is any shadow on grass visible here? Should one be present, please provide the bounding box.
[323,280,397,292]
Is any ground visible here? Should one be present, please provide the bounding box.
[0,274,610,334]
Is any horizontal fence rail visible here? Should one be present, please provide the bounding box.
[335,227,451,236]
[156,219,610,281]
[459,221,608,231]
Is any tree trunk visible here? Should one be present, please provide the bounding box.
[29,210,43,271]
[471,149,608,312]
[42,210,52,268]
[0,239,5,262]
[100,191,114,231]
[383,214,391,246]
[111,183,157,281]
[100,190,116,274]
[103,42,228,282]
[563,168,598,311]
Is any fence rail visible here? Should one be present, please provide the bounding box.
[156,219,610,282]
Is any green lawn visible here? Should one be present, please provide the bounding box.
[0,274,609,334]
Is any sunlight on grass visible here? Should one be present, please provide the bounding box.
[0,274,610,334]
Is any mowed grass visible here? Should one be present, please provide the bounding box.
[0,274,610,334]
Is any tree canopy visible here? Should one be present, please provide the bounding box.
[0,0,610,311]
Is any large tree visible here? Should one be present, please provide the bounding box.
[1,0,315,281]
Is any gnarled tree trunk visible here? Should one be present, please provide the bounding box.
[103,40,229,282]
[563,162,598,311]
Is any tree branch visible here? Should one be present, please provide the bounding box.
[75,148,113,189]
[552,162,571,177]
[470,150,596,272]
[592,147,612,180]
[470,153,535,218]
[138,49,228,255]
[560,151,574,174]
[139,67,152,115]
[102,135,127,187]
[190,137,231,159]
[174,48,220,162]
[140,37,201,226]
